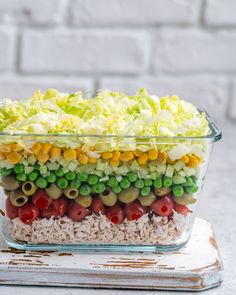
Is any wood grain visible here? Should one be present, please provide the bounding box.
[0,218,223,291]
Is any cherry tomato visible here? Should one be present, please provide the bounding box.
[151,196,173,217]
[18,203,39,224]
[32,189,53,209]
[67,201,91,222]
[40,197,68,219]
[106,204,125,224]
[5,198,18,219]
[173,203,192,216]
[90,196,105,214]
[125,200,148,221]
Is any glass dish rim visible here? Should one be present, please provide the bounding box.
[0,110,222,143]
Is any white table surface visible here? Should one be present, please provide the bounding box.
[0,122,235,295]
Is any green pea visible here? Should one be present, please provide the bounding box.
[28,170,39,182]
[134,179,144,189]
[46,172,57,183]
[153,177,162,188]
[56,177,68,189]
[55,167,64,177]
[16,173,27,182]
[182,176,194,187]
[120,178,131,189]
[78,173,88,182]
[107,176,118,188]
[79,184,91,196]
[144,179,153,187]
[141,186,151,196]
[93,183,106,194]
[172,185,184,197]
[36,176,48,188]
[163,176,173,188]
[112,185,122,194]
[127,172,138,183]
[185,185,198,194]
[88,174,99,185]
[70,179,81,189]
[191,176,197,184]
[65,171,76,181]
[34,163,40,170]
[14,164,24,174]
[1,168,13,176]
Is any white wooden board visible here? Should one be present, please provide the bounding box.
[0,218,223,291]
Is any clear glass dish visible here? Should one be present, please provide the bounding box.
[0,112,221,252]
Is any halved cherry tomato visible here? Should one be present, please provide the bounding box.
[151,196,173,217]
[40,196,68,219]
[173,202,192,216]
[125,200,148,221]
[106,204,125,224]
[67,201,91,222]
[18,203,39,224]
[90,196,105,214]
[6,198,18,219]
[32,189,53,209]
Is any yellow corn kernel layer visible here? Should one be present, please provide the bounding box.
[0,142,202,167]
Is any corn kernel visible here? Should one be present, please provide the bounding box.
[181,155,190,164]
[7,151,22,164]
[109,159,120,166]
[112,151,121,161]
[120,151,134,162]
[88,156,97,163]
[102,152,113,160]
[167,157,176,165]
[76,147,82,157]
[138,153,148,165]
[63,149,77,161]
[148,149,158,161]
[78,153,88,164]
[50,147,61,160]
[31,142,42,154]
[158,151,168,164]
[37,151,49,163]
[11,143,23,152]
[187,155,199,168]
[0,152,5,160]
[41,142,52,154]
[133,150,142,157]
[0,144,11,153]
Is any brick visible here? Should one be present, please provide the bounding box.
[0,0,65,24]
[20,30,148,74]
[205,0,236,26]
[70,0,201,25]
[99,76,229,120]
[0,77,93,100]
[229,79,236,120]
[152,29,236,73]
[0,30,12,72]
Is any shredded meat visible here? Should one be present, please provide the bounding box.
[9,212,185,245]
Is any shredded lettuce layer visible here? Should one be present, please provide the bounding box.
[0,88,210,139]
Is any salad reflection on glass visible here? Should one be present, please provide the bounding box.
[0,88,221,251]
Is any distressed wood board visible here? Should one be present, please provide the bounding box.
[0,217,223,291]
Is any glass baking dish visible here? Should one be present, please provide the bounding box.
[0,112,221,252]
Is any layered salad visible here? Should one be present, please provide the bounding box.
[0,88,210,245]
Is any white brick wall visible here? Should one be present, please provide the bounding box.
[0,0,235,122]
[20,30,149,74]
[70,0,201,25]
